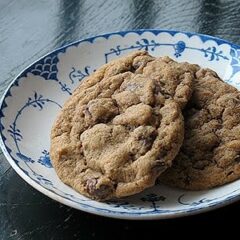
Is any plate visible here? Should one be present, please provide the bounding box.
[1,29,240,220]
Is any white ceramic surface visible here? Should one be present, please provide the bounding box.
[1,29,240,220]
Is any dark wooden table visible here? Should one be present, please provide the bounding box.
[1,0,240,239]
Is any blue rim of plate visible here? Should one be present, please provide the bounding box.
[1,29,240,220]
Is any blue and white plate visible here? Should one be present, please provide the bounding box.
[1,29,240,220]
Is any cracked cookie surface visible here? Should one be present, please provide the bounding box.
[160,68,240,190]
[50,51,197,200]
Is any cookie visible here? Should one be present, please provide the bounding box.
[50,51,197,200]
[160,68,240,190]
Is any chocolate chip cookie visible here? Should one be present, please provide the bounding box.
[160,68,240,190]
[50,51,197,200]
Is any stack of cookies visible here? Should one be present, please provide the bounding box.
[50,51,240,201]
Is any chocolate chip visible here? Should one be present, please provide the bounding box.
[152,160,168,173]
[139,131,157,151]
[86,178,112,200]
[128,152,135,159]
[227,171,234,176]
[126,125,135,131]
[158,150,168,159]
[83,106,92,118]
[112,98,119,108]
[154,85,161,95]
[155,160,166,167]
[234,156,240,163]
[129,65,136,73]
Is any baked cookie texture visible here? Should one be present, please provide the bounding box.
[160,68,240,190]
[50,51,198,200]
